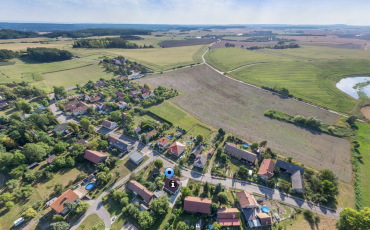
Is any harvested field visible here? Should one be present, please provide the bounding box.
[159,38,217,47]
[361,106,370,120]
[136,65,352,182]
[276,35,366,45]
[211,40,277,48]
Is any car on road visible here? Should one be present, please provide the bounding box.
[71,133,78,137]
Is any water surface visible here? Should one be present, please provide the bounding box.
[336,76,370,99]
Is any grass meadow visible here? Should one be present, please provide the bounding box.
[205,46,370,115]
[78,214,105,230]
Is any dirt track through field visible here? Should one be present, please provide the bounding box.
[137,65,352,182]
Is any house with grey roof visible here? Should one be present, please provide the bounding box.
[291,170,305,193]
[129,150,144,165]
[194,155,207,169]
[224,143,257,165]
[275,160,305,193]
[191,143,206,157]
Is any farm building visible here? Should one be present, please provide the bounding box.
[257,159,275,180]
[183,197,211,214]
[167,141,186,158]
[127,180,153,205]
[224,143,257,165]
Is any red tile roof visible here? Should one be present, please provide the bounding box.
[236,191,256,208]
[218,208,239,219]
[83,149,108,164]
[256,213,272,226]
[46,154,57,164]
[184,197,211,214]
[157,137,170,148]
[257,159,275,179]
[167,141,186,156]
[49,189,79,213]
[127,180,153,204]
[209,148,215,155]
[89,96,101,103]
[115,91,124,98]
[218,219,241,226]
[145,129,158,140]
[108,136,118,144]
[164,177,182,193]
[102,120,116,128]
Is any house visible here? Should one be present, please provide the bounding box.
[108,136,118,145]
[257,159,275,180]
[101,104,110,113]
[114,139,131,152]
[236,191,257,209]
[93,82,106,88]
[89,96,101,103]
[256,213,272,226]
[157,137,170,149]
[244,208,261,228]
[194,155,207,169]
[167,141,186,158]
[208,148,215,157]
[164,177,182,194]
[145,129,158,140]
[102,120,118,130]
[127,180,153,205]
[71,102,89,116]
[224,143,257,165]
[117,96,123,102]
[76,139,88,147]
[81,94,90,101]
[54,123,68,134]
[191,143,206,157]
[116,101,127,109]
[183,197,211,214]
[63,100,79,111]
[115,91,124,98]
[218,208,240,226]
[275,159,305,175]
[49,189,79,215]
[95,102,104,110]
[84,149,108,164]
[129,150,144,165]
[133,127,141,134]
[97,91,104,97]
[130,88,154,99]
[291,170,305,193]
[0,100,8,107]
[46,155,57,165]
[115,75,126,81]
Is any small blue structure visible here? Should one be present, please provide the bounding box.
[243,144,249,148]
[168,136,173,140]
[85,183,95,190]
[193,138,197,142]
[261,206,269,213]
[209,224,213,229]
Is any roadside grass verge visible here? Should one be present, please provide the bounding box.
[78,214,105,230]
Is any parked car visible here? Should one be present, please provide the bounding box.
[71,133,78,137]
[274,214,280,222]
[257,199,264,203]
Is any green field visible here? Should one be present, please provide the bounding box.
[354,122,370,207]
[0,58,96,85]
[205,47,370,115]
[43,63,117,89]
[148,101,215,138]
[205,47,292,72]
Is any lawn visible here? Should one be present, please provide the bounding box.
[0,57,96,85]
[70,44,208,72]
[30,81,52,93]
[43,63,117,89]
[275,213,337,230]
[205,46,370,115]
[78,214,105,230]
[137,65,352,183]
[148,101,216,139]
[354,121,370,207]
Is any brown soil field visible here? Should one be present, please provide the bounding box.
[159,38,217,47]
[361,106,370,120]
[136,65,352,182]
[211,40,277,48]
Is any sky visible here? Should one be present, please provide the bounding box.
[1,0,369,25]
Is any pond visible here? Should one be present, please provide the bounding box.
[336,76,370,99]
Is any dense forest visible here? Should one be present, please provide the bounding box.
[27,48,73,62]
[44,28,151,38]
[120,35,144,40]
[0,29,39,39]
[73,37,147,49]
[0,49,19,61]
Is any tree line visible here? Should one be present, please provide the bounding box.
[73,37,140,49]
[0,49,19,61]
[120,35,144,40]
[27,47,73,62]
[0,29,39,39]
[44,28,151,38]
